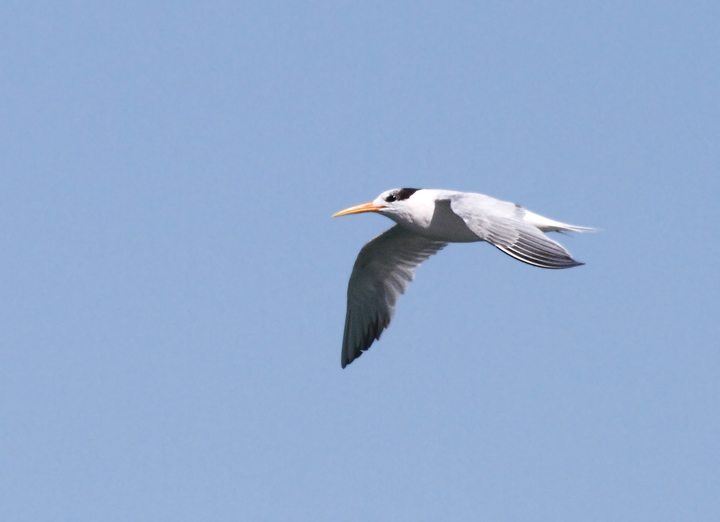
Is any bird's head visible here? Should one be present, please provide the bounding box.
[332,188,421,219]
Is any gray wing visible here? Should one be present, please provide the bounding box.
[449,193,583,269]
[341,225,447,368]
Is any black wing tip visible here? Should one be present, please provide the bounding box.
[341,333,381,368]
[341,346,356,369]
[531,258,585,269]
[341,347,360,368]
[537,258,585,269]
[495,244,586,269]
[341,309,388,368]
[341,344,368,368]
[341,352,358,369]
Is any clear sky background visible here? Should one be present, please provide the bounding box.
[1,1,719,520]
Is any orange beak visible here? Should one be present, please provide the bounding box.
[332,202,384,217]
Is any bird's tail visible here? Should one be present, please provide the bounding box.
[523,210,595,234]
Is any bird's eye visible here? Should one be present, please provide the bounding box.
[385,194,397,202]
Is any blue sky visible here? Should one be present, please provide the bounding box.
[1,1,719,520]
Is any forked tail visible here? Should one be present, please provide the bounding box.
[522,210,594,233]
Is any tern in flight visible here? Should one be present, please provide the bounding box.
[333,188,592,368]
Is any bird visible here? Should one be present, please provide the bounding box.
[333,188,592,368]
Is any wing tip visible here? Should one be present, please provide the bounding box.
[535,260,585,269]
[341,352,361,368]
[495,244,586,269]
[340,327,379,368]
[341,345,365,369]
